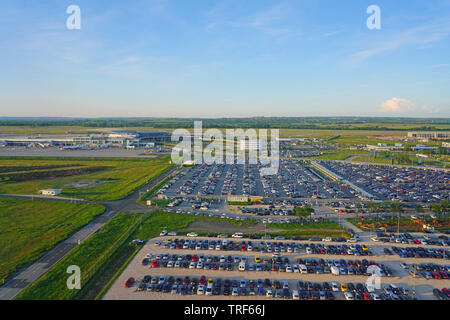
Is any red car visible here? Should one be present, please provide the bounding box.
[199,276,206,285]
[439,272,448,279]
[363,293,372,301]
[151,260,159,268]
[192,255,198,262]
[442,288,450,298]
[413,239,420,244]
[124,277,135,288]
[431,272,441,279]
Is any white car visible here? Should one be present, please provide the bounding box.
[187,232,198,237]
[232,233,244,238]
[145,253,153,259]
[344,292,354,300]
[371,237,379,242]
[371,293,381,300]
[167,231,177,236]
[197,285,205,295]
[159,230,167,236]
[322,237,332,242]
[292,290,300,300]
[331,282,340,292]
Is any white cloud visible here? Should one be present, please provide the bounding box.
[347,18,450,66]
[420,105,441,113]
[380,98,415,113]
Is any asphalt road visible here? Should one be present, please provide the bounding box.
[0,165,179,300]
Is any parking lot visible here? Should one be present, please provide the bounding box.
[319,161,449,202]
[157,161,359,200]
[104,235,449,300]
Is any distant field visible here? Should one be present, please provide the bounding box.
[308,150,371,160]
[0,155,173,201]
[0,197,105,283]
[0,126,92,134]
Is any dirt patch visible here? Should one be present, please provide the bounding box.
[0,166,110,182]
[64,179,115,189]
[0,164,79,174]
[357,220,450,232]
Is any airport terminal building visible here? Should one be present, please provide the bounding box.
[0,130,172,148]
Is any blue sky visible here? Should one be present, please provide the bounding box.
[0,0,449,118]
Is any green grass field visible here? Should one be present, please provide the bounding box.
[0,156,173,201]
[14,211,144,300]
[0,197,105,283]
[267,220,351,238]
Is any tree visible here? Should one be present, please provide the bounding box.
[295,205,314,218]
[415,205,424,213]
[390,202,403,221]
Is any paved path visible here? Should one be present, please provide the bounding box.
[0,165,178,300]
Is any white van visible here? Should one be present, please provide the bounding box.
[299,264,307,274]
[238,262,246,272]
[232,232,244,238]
[331,266,340,276]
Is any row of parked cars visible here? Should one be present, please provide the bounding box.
[142,250,393,277]
[305,243,374,256]
[433,288,450,300]
[374,232,450,247]
[408,263,450,280]
[155,238,373,256]
[127,274,416,300]
[387,246,449,259]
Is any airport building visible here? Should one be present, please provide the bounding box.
[407,132,450,140]
[0,130,171,148]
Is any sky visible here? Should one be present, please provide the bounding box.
[0,0,449,118]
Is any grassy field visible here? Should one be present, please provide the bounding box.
[14,211,145,300]
[308,149,371,160]
[0,197,105,284]
[266,220,351,239]
[0,155,173,201]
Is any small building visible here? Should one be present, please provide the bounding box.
[228,195,249,203]
[40,189,62,196]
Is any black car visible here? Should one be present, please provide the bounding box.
[282,288,291,299]
[433,289,448,300]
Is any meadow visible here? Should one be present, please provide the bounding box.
[0,197,105,283]
[0,155,173,201]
